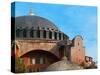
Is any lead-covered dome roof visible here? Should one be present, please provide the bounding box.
[15,15,59,31]
[12,15,69,40]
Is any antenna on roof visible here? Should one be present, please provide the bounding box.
[28,5,35,16]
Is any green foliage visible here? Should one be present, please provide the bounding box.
[15,57,26,73]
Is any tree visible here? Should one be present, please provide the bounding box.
[15,57,26,73]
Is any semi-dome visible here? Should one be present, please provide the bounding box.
[15,15,59,31]
[45,57,83,71]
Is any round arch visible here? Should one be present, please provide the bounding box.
[21,49,59,60]
[20,49,60,65]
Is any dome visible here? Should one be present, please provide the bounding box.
[13,15,69,40]
[15,15,59,31]
[45,57,83,71]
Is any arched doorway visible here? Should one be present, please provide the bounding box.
[20,50,60,72]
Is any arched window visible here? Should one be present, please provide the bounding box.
[49,31,52,39]
[30,30,34,38]
[16,29,20,37]
[59,33,61,40]
[23,29,27,37]
[63,34,65,40]
[37,30,40,38]
[40,57,46,64]
[30,58,35,64]
[36,57,46,64]
[43,30,46,38]
[78,42,79,46]
[54,32,57,40]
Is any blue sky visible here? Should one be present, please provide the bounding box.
[12,2,97,62]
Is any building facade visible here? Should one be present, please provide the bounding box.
[11,12,86,72]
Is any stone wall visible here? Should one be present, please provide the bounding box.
[16,39,60,58]
[70,36,85,64]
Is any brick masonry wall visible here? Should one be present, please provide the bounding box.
[16,39,60,58]
[71,36,85,65]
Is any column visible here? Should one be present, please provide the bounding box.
[30,30,34,38]
[27,29,30,38]
[52,31,55,39]
[61,33,63,40]
[34,30,37,38]
[40,30,43,39]
[46,31,49,39]
[57,32,59,40]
